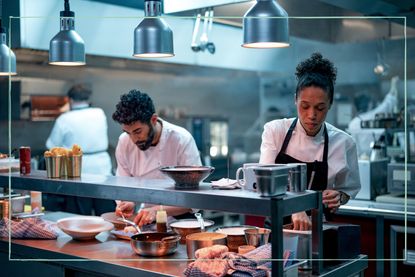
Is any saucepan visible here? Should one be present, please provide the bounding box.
[130,232,181,257]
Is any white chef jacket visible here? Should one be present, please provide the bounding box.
[115,119,202,179]
[46,106,112,175]
[260,118,361,198]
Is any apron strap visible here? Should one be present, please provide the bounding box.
[322,124,329,162]
[280,118,329,162]
[279,118,298,154]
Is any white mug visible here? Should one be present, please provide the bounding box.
[236,163,263,191]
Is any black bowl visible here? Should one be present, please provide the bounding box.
[159,166,215,189]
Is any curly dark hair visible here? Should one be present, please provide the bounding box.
[112,89,155,125]
[295,52,337,105]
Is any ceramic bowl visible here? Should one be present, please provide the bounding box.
[159,166,215,189]
[57,216,114,240]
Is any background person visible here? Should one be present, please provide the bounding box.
[45,84,114,215]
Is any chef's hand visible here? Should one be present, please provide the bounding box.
[322,189,341,213]
[134,208,157,227]
[291,212,311,231]
[115,201,135,218]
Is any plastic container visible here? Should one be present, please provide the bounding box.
[30,191,42,212]
[283,227,311,270]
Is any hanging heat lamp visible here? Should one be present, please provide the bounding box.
[49,0,85,66]
[242,0,290,48]
[133,0,174,58]
[0,19,17,75]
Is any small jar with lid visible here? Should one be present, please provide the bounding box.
[156,210,167,233]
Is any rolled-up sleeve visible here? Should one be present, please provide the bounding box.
[115,139,131,177]
[259,122,280,164]
[334,141,361,199]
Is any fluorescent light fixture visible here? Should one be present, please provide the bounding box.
[133,0,174,58]
[49,0,85,66]
[242,0,290,48]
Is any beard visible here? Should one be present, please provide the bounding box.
[135,123,156,151]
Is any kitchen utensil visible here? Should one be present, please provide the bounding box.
[159,166,215,189]
[161,235,179,242]
[236,163,263,191]
[283,224,311,270]
[130,232,180,257]
[57,216,114,240]
[214,225,255,252]
[244,228,271,247]
[111,229,136,240]
[45,156,63,178]
[118,216,141,234]
[169,219,215,244]
[185,232,227,259]
[67,155,82,178]
[12,212,44,219]
[194,212,204,231]
[101,212,135,230]
[10,195,30,214]
[288,163,307,192]
[238,245,256,255]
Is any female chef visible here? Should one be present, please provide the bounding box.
[260,53,360,230]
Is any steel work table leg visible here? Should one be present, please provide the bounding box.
[311,191,323,275]
[271,197,284,277]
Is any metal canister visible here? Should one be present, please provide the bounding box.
[19,146,31,175]
[0,200,10,218]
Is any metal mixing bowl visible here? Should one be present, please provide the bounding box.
[130,232,181,257]
[170,219,215,244]
[159,166,215,189]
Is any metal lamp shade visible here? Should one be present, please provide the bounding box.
[133,17,174,58]
[242,0,290,48]
[0,33,17,76]
[49,30,85,66]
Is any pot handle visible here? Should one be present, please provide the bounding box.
[161,235,181,244]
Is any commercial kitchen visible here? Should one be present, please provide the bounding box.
[0,0,414,276]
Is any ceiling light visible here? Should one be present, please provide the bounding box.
[0,22,17,76]
[49,0,85,66]
[242,0,290,48]
[133,0,174,58]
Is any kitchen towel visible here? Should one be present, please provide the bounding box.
[0,217,59,239]
[184,244,272,277]
[211,178,242,190]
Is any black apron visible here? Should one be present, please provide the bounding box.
[264,118,329,228]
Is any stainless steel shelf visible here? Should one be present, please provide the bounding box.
[0,171,319,216]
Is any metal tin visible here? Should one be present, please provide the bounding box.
[253,166,289,197]
[288,163,307,192]
[0,200,9,218]
[19,146,31,175]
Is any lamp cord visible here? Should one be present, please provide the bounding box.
[64,0,70,12]
[0,0,3,28]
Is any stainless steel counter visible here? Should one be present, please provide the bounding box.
[0,171,369,276]
[339,199,415,220]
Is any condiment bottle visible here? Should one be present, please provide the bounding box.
[156,210,167,233]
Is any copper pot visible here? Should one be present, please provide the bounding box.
[130,232,180,257]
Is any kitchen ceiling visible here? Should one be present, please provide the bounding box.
[92,0,415,43]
